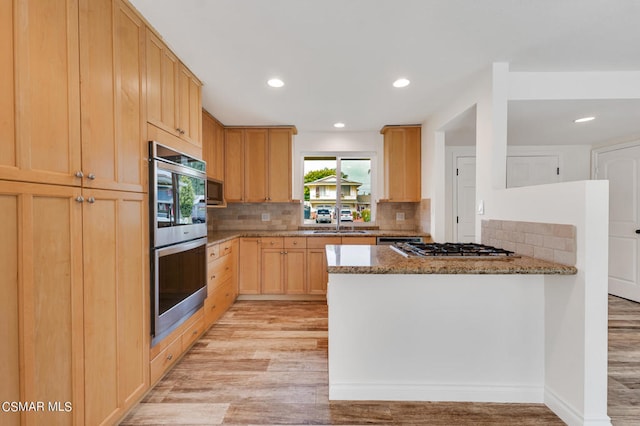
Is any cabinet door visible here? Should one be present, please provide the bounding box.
[83,188,148,425]
[244,129,268,202]
[285,249,307,294]
[79,0,146,192]
[203,111,225,181]
[384,126,421,201]
[146,29,178,135]
[268,128,292,202]
[0,181,84,426]
[1,0,82,187]
[239,238,261,294]
[224,129,244,202]
[307,249,328,295]
[177,63,202,146]
[262,249,285,294]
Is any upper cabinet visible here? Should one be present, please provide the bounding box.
[0,0,148,192]
[202,110,225,181]
[146,29,202,150]
[224,127,294,203]
[79,0,147,193]
[381,125,422,202]
[0,0,82,187]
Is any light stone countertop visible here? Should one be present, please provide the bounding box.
[325,244,577,275]
[207,229,432,245]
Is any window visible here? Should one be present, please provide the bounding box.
[303,156,373,225]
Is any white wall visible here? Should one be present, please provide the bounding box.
[421,65,638,425]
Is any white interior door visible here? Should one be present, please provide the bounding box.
[455,157,476,243]
[507,156,559,188]
[596,144,640,302]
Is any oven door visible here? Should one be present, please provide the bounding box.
[152,159,207,247]
[152,237,207,345]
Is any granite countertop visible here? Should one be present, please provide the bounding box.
[207,229,431,245]
[325,244,577,275]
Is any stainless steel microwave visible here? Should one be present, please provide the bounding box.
[206,178,224,206]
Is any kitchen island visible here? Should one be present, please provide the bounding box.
[326,244,577,408]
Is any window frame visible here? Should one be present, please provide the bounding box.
[300,152,377,227]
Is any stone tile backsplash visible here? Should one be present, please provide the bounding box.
[207,200,430,232]
[208,203,300,231]
[481,219,576,266]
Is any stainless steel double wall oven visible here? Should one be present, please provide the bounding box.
[149,142,207,346]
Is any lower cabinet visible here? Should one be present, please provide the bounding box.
[150,309,204,385]
[0,181,148,426]
[237,236,376,296]
[307,237,341,295]
[261,237,307,294]
[239,238,261,294]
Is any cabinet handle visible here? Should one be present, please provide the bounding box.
[166,354,173,361]
[75,196,84,203]
[86,197,95,204]
[87,173,96,180]
[192,329,198,335]
[75,171,84,178]
[210,252,216,257]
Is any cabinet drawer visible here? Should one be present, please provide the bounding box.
[220,239,234,256]
[208,256,233,291]
[150,336,181,384]
[205,279,235,326]
[285,237,307,249]
[181,314,205,352]
[261,237,284,249]
[307,236,341,249]
[207,243,220,262]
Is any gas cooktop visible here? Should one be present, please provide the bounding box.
[390,242,519,258]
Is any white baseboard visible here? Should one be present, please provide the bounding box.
[545,387,612,426]
[329,382,544,403]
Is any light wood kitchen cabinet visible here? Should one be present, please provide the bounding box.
[245,129,269,202]
[0,181,84,426]
[0,181,148,426]
[381,125,422,202]
[82,188,149,426]
[341,236,377,245]
[239,238,262,294]
[224,127,295,203]
[146,28,202,148]
[79,0,147,193]
[204,238,238,326]
[254,237,308,295]
[224,128,245,202]
[0,0,82,188]
[268,128,294,202]
[307,237,342,295]
[202,110,225,181]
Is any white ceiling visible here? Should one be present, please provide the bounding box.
[130,0,640,139]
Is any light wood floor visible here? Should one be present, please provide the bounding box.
[121,296,640,425]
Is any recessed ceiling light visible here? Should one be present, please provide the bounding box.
[574,116,595,123]
[393,78,410,88]
[333,122,345,128]
[267,78,284,88]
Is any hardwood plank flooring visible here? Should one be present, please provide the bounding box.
[121,296,640,425]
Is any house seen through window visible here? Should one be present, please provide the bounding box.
[303,156,373,225]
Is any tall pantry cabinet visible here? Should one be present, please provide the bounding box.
[1,0,150,425]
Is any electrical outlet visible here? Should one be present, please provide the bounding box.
[396,212,405,221]
[261,213,270,221]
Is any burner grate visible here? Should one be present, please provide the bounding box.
[393,242,517,258]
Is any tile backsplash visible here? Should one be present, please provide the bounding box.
[208,200,431,232]
[208,203,300,231]
[481,219,576,266]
